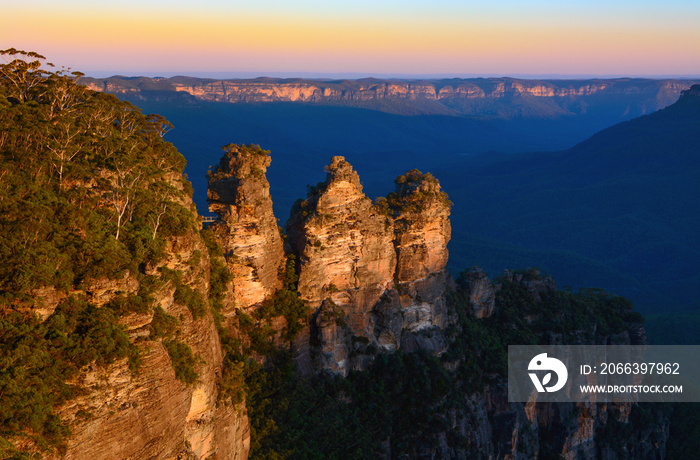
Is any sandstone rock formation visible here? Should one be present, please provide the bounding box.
[285,158,453,375]
[6,49,678,459]
[458,267,496,319]
[285,156,397,374]
[207,144,285,315]
[388,170,453,340]
[33,147,666,460]
[286,156,395,311]
[427,270,669,460]
[54,194,249,460]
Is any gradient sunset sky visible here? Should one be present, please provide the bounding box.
[4,0,700,78]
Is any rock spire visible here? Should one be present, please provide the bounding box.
[207,144,285,314]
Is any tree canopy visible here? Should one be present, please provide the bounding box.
[0,48,197,455]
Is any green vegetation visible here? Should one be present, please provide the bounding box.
[207,143,270,181]
[198,228,249,406]
[164,339,198,386]
[0,48,195,299]
[149,306,180,339]
[1,49,686,457]
[485,277,642,343]
[174,279,208,320]
[235,255,310,355]
[375,169,451,217]
[0,48,199,453]
[243,268,647,459]
[0,297,138,455]
[215,258,309,405]
[245,350,461,460]
[202,220,311,408]
[288,181,328,221]
[228,143,271,157]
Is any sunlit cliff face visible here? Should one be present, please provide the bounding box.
[84,79,617,104]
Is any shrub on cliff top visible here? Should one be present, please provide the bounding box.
[223,143,270,157]
[376,168,451,216]
[0,48,194,300]
[207,143,271,180]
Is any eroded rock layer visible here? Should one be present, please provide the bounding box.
[285,157,396,374]
[207,144,285,314]
[285,158,453,375]
[458,267,496,319]
[389,170,453,339]
[55,193,249,460]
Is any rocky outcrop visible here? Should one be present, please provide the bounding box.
[413,269,670,460]
[681,83,700,98]
[456,270,668,460]
[207,144,285,315]
[285,158,453,375]
[458,267,496,318]
[467,386,669,460]
[500,268,557,303]
[48,144,665,459]
[286,156,395,311]
[389,170,453,336]
[54,203,249,460]
[9,50,677,459]
[24,142,665,460]
[285,157,397,374]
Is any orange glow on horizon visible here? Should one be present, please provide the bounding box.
[3,4,699,76]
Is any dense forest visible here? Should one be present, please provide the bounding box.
[0,48,204,456]
[243,270,655,459]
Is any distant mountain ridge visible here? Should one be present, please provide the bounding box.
[82,75,699,118]
[437,84,700,314]
[79,73,700,316]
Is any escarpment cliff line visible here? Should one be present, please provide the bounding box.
[82,76,700,117]
[0,49,253,459]
[83,76,697,103]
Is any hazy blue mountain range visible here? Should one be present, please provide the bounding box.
[82,75,696,119]
[97,76,700,207]
[435,85,700,316]
[101,78,700,316]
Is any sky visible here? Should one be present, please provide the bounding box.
[4,0,700,78]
